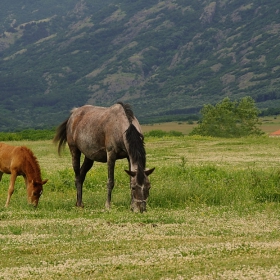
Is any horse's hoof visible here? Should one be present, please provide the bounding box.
[75,203,84,208]
[105,201,111,210]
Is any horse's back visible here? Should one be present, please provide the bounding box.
[67,105,121,140]
[66,104,140,161]
[0,143,17,159]
[0,143,23,173]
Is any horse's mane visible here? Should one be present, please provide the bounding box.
[20,146,42,181]
[118,102,146,184]
[117,102,134,124]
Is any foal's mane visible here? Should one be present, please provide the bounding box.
[20,146,42,180]
[118,102,146,184]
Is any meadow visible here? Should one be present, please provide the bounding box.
[1,130,280,279]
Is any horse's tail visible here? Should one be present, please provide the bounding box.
[53,118,68,156]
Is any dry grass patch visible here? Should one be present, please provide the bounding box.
[0,209,280,279]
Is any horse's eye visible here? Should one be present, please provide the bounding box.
[33,191,42,197]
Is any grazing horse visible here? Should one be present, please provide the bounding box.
[53,102,155,212]
[0,143,48,207]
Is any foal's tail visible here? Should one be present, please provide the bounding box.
[53,118,68,155]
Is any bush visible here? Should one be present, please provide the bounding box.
[190,96,264,138]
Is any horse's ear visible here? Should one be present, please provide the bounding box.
[145,167,155,176]
[125,170,136,177]
[42,179,48,185]
[32,179,48,186]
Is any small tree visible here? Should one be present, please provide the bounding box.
[190,96,264,137]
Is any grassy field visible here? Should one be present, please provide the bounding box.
[1,135,280,279]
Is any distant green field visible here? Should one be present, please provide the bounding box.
[1,136,280,279]
[142,116,280,135]
[259,116,280,134]
[142,121,197,135]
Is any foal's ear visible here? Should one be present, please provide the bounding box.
[124,170,137,177]
[32,179,48,186]
[145,167,155,176]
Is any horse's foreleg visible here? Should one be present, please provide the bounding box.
[127,158,134,209]
[0,172,3,182]
[105,152,116,209]
[5,172,17,207]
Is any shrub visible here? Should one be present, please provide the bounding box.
[190,96,264,138]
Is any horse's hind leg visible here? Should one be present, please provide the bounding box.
[70,146,94,207]
[5,172,17,207]
[70,147,84,207]
[105,152,116,209]
[80,156,93,197]
[80,157,93,180]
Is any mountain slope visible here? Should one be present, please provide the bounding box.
[0,0,280,130]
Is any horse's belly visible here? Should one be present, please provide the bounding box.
[85,148,127,162]
[87,149,107,162]
[0,166,11,174]
[0,160,12,174]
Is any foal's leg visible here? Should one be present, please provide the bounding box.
[5,171,17,207]
[23,176,31,204]
[105,152,116,209]
[0,171,3,182]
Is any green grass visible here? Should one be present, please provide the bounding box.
[0,128,55,141]
[1,136,280,279]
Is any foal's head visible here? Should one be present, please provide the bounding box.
[27,179,48,207]
[125,168,155,213]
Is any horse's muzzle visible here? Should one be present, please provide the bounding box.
[140,201,146,213]
[28,197,39,207]
[131,200,146,213]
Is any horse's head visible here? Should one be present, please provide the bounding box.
[125,168,155,213]
[27,179,48,207]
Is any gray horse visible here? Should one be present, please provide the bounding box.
[53,102,155,212]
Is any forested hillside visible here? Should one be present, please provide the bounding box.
[0,0,280,131]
